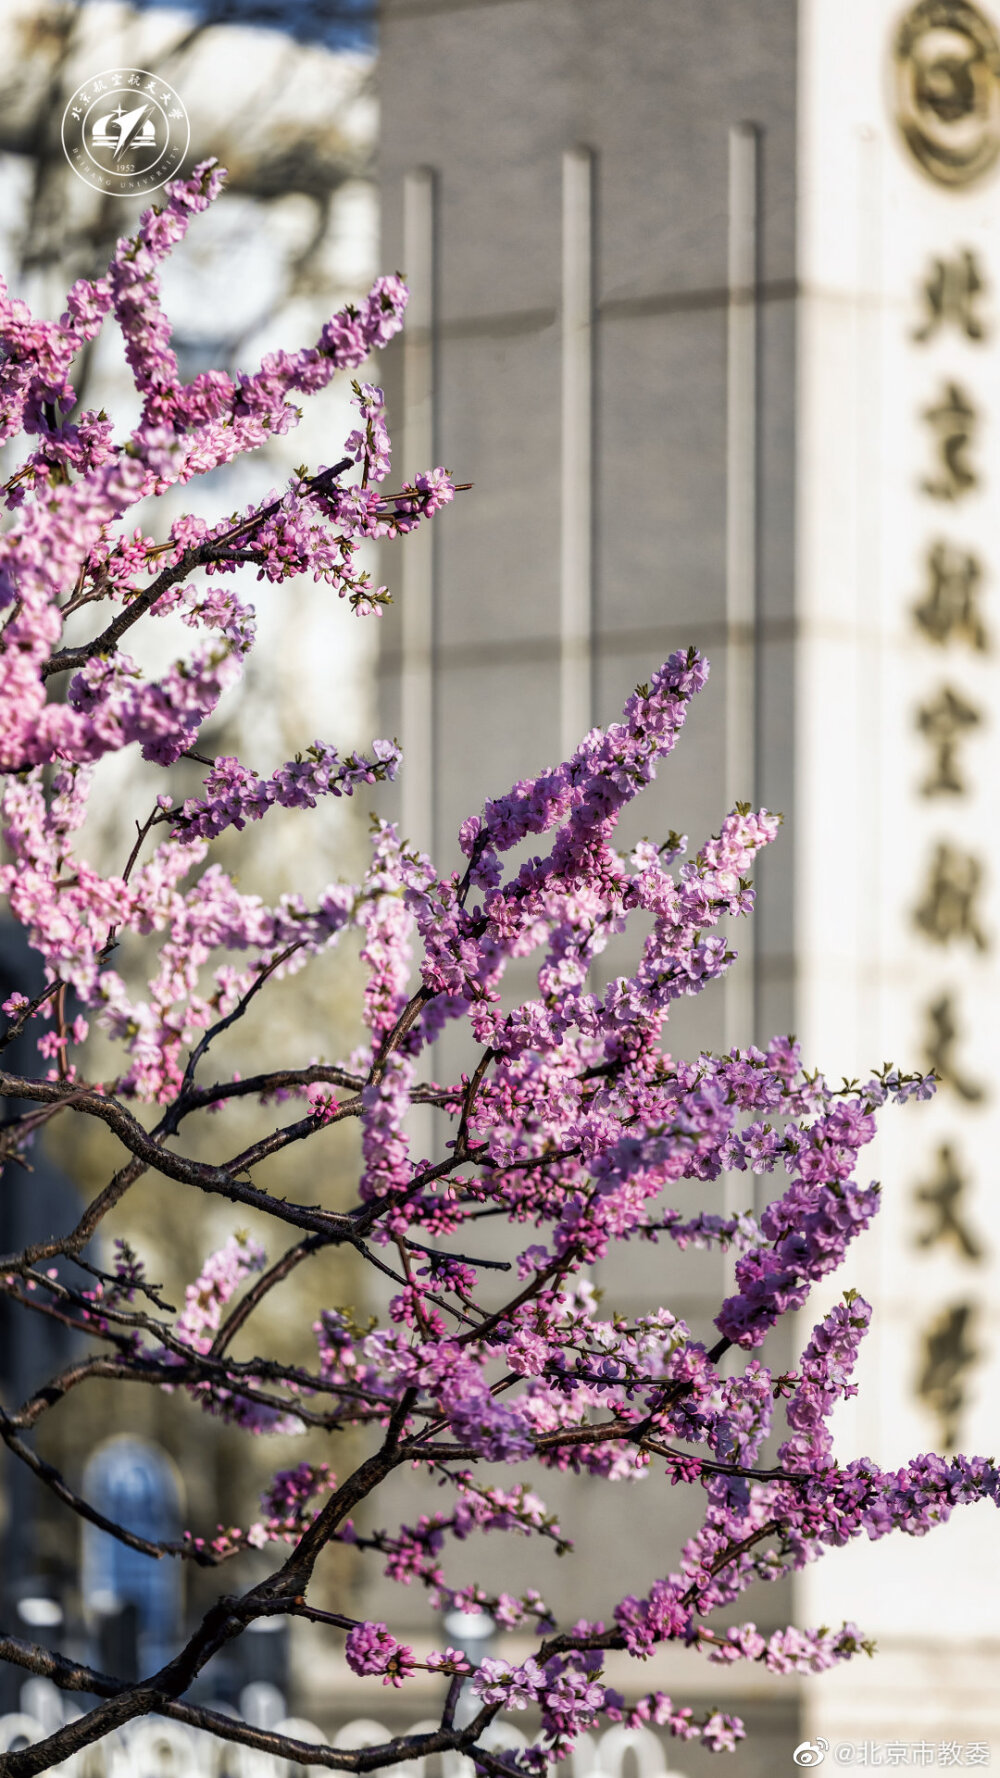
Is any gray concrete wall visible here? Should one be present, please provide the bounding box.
[378,0,798,1044]
[374,0,802,1759]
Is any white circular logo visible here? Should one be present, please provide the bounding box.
[61,68,190,195]
[793,1741,830,1769]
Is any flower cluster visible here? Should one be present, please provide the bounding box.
[168,740,402,842]
[181,1462,335,1561]
[174,1231,266,1355]
[344,1622,417,1687]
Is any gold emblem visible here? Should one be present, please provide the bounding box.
[892,1,1000,186]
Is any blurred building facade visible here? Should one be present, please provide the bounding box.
[377,0,1000,1766]
[2,0,1000,1766]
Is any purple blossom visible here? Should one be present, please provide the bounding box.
[345,1622,416,1686]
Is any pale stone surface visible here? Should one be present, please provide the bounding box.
[796,0,1000,1706]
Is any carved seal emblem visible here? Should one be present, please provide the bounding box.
[893,0,1000,186]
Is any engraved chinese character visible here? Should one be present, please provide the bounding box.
[911,1746,936,1770]
[921,381,979,500]
[916,1301,978,1447]
[913,249,988,342]
[966,1745,991,1767]
[913,842,989,949]
[915,684,982,794]
[938,1745,964,1770]
[913,1141,985,1260]
[884,1743,910,1767]
[912,540,988,649]
[922,991,985,1102]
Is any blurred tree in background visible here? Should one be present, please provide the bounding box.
[0,0,383,1713]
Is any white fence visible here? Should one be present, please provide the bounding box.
[0,1682,690,1778]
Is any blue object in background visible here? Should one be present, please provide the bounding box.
[92,0,376,52]
[81,1437,183,1679]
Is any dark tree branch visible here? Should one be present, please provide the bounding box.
[0,1632,500,1775]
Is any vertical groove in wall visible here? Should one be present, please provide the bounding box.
[854,124,883,1452]
[560,146,595,759]
[724,122,761,1064]
[855,127,882,1081]
[399,168,438,1171]
[401,166,437,856]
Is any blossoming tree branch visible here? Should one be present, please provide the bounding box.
[0,162,992,1777]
